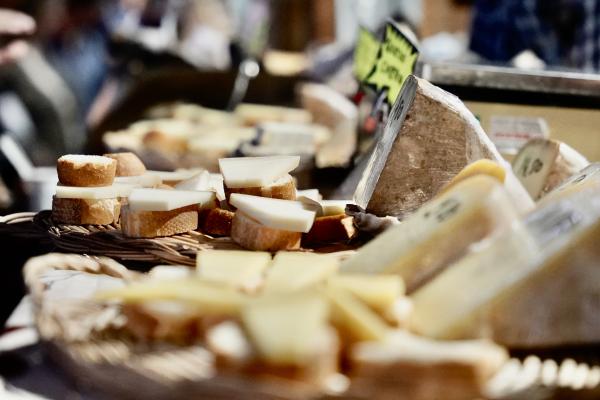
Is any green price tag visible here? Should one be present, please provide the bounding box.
[354,27,380,82]
[365,22,419,105]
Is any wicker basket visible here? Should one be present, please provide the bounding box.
[24,253,600,400]
[0,211,357,267]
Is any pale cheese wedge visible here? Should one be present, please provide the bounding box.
[219,156,300,188]
[242,291,329,366]
[114,173,162,187]
[296,189,322,202]
[55,185,119,200]
[146,170,199,183]
[327,275,404,312]
[342,175,519,293]
[229,193,316,232]
[174,171,211,191]
[263,252,339,292]
[539,163,600,205]
[128,188,215,212]
[196,250,271,289]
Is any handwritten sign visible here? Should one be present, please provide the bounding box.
[365,22,418,104]
[354,27,380,82]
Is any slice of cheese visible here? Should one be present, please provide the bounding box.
[174,171,210,191]
[342,175,519,293]
[55,185,119,200]
[96,279,246,316]
[539,163,600,205]
[242,291,329,366]
[128,188,215,212]
[196,250,271,289]
[209,173,226,201]
[148,265,193,280]
[229,193,316,232]
[325,286,389,342]
[297,197,352,217]
[296,189,322,202]
[114,173,162,187]
[264,252,339,292]
[327,275,404,312]
[219,156,300,188]
[146,170,199,183]
[411,183,600,346]
[512,138,589,200]
[353,75,503,218]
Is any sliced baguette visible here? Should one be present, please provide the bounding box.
[225,174,296,205]
[103,152,147,176]
[231,211,301,251]
[52,196,120,225]
[198,208,234,236]
[142,130,188,154]
[120,204,198,238]
[57,155,117,187]
[303,214,356,244]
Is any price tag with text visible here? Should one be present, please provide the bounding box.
[365,21,419,105]
[354,27,381,82]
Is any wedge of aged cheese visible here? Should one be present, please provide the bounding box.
[439,159,534,215]
[342,176,519,293]
[327,275,404,312]
[325,286,389,342]
[127,188,215,212]
[349,331,508,400]
[411,185,600,346]
[241,291,329,366]
[264,252,339,292]
[219,156,300,189]
[538,162,600,205]
[354,75,503,218]
[196,250,271,289]
[512,138,589,200]
[96,279,247,316]
[229,193,316,232]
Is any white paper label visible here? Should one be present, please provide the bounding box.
[489,116,549,154]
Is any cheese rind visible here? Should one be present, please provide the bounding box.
[219,156,300,188]
[229,193,316,232]
[196,250,271,289]
[128,188,215,211]
[342,175,519,293]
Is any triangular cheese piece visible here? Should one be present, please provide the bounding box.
[128,188,215,211]
[219,156,300,189]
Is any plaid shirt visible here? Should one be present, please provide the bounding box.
[470,0,600,71]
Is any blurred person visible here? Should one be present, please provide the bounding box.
[470,0,600,71]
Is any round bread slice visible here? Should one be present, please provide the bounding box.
[57,155,117,187]
[120,204,198,238]
[225,174,296,206]
[303,214,356,245]
[143,130,188,154]
[52,196,120,225]
[103,152,147,176]
[231,211,301,251]
[199,208,234,236]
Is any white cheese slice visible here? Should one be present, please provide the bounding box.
[219,156,300,188]
[229,193,316,232]
[320,200,352,216]
[146,170,199,183]
[175,171,210,191]
[296,189,321,202]
[148,265,193,280]
[341,175,519,293]
[539,163,600,205]
[114,173,162,187]
[128,188,215,211]
[196,250,271,289]
[55,184,137,199]
[209,173,226,201]
[264,252,339,292]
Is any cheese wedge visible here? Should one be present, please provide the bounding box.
[114,173,162,188]
[349,331,507,400]
[242,291,329,366]
[411,184,600,346]
[229,193,316,232]
[539,162,600,205]
[264,252,340,292]
[219,156,300,189]
[512,138,589,200]
[174,171,210,191]
[146,170,199,184]
[342,176,519,293]
[296,189,322,202]
[196,250,271,289]
[55,185,120,200]
[327,275,404,312]
[96,279,247,316]
[325,286,389,342]
[128,188,215,212]
[353,75,503,218]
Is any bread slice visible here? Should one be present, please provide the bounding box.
[225,174,296,205]
[231,211,301,251]
[52,196,120,225]
[198,208,234,236]
[57,155,117,187]
[103,152,147,177]
[120,204,198,238]
[303,214,356,244]
[142,130,188,154]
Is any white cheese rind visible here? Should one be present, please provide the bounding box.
[128,188,215,211]
[219,156,300,188]
[229,193,316,232]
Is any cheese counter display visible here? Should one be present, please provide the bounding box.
[4,75,600,400]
